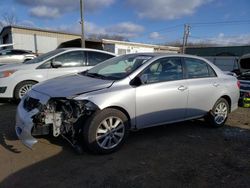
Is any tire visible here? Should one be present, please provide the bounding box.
[83,108,129,154]
[206,98,229,127]
[14,81,37,100]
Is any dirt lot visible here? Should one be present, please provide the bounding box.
[0,102,250,188]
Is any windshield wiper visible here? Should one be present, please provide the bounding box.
[85,72,108,79]
[80,71,119,80]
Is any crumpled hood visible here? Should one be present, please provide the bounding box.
[32,73,114,98]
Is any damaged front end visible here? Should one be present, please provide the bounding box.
[16,90,98,149]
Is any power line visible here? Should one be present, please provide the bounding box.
[189,20,250,25]
[189,36,248,45]
[145,20,250,40]
[140,24,183,38]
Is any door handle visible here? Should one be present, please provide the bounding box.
[213,82,220,87]
[178,85,187,91]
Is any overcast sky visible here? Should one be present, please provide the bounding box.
[0,0,249,45]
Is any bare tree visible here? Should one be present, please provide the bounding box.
[0,12,18,30]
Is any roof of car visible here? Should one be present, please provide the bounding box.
[59,48,116,56]
[118,52,203,59]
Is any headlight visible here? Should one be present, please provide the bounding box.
[0,70,17,78]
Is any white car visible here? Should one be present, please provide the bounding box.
[0,48,115,100]
[0,49,36,65]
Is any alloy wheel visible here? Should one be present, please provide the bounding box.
[18,84,33,98]
[96,116,125,150]
[214,102,228,125]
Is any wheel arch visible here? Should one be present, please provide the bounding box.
[220,95,232,112]
[13,80,39,97]
[104,106,132,128]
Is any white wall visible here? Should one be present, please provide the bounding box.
[36,36,57,53]
[12,33,35,52]
[12,33,58,53]
[115,44,154,55]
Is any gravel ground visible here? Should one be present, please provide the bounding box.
[0,102,249,188]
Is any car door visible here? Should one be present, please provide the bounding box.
[184,57,220,118]
[135,57,188,129]
[45,50,89,79]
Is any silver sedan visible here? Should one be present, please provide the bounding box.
[16,53,240,154]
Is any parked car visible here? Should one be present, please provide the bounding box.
[0,49,36,65]
[234,54,250,107]
[16,53,240,154]
[0,48,115,100]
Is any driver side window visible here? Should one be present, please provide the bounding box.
[140,57,183,84]
[39,51,86,69]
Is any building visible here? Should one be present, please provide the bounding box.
[186,45,250,57]
[0,25,180,55]
[59,38,180,54]
[0,25,81,54]
[102,39,180,55]
[186,45,250,71]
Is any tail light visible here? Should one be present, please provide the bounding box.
[237,80,240,89]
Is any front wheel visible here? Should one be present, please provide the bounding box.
[83,108,129,154]
[206,98,229,127]
[14,81,37,100]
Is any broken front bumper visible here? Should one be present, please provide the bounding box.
[15,100,39,149]
[15,90,50,149]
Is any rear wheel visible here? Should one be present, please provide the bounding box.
[83,108,129,154]
[206,98,229,127]
[14,81,37,100]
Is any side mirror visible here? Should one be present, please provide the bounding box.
[130,76,142,87]
[51,61,62,68]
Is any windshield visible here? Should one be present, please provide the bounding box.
[24,49,65,64]
[81,54,153,80]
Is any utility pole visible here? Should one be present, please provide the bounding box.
[80,0,85,48]
[182,24,190,54]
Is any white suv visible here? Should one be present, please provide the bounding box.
[0,48,115,100]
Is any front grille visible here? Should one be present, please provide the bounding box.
[23,97,40,112]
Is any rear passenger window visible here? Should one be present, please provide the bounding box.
[87,51,114,66]
[185,58,212,78]
[208,65,217,77]
[54,51,86,67]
